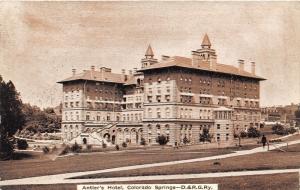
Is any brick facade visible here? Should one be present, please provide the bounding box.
[58,34,265,147]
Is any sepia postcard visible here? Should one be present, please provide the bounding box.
[0,1,300,190]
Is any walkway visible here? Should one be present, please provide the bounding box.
[1,139,300,186]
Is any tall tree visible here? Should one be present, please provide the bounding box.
[0,76,25,159]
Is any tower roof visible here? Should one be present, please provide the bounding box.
[145,44,154,57]
[201,34,211,47]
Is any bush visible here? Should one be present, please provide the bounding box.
[71,142,82,153]
[60,145,70,155]
[87,144,92,150]
[140,138,146,146]
[17,139,28,150]
[272,124,286,135]
[42,146,50,154]
[52,145,57,152]
[199,128,212,143]
[156,135,169,146]
[240,131,247,138]
[115,145,120,151]
[247,127,261,138]
[122,142,127,148]
[287,127,297,134]
[102,143,107,149]
[183,136,189,144]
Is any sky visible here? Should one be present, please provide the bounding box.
[0,1,300,108]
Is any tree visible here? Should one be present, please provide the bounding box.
[0,77,25,159]
[21,103,61,134]
[156,135,169,146]
[247,127,261,138]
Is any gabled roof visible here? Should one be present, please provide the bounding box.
[139,56,266,80]
[57,70,125,84]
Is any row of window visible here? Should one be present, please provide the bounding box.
[122,113,143,122]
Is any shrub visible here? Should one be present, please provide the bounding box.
[272,124,286,135]
[71,142,82,153]
[42,146,50,154]
[183,136,189,144]
[52,145,57,152]
[102,143,107,149]
[115,145,120,151]
[199,128,212,143]
[17,139,28,150]
[122,142,127,148]
[156,135,169,146]
[60,145,70,155]
[87,144,92,150]
[240,131,247,138]
[140,138,146,146]
[247,127,261,138]
[287,127,297,134]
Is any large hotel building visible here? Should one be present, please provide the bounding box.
[58,34,265,147]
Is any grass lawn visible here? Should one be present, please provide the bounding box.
[0,145,239,180]
[76,143,300,179]
[1,173,298,190]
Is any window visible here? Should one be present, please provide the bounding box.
[217,124,221,129]
[148,125,152,133]
[86,115,90,120]
[157,78,161,83]
[157,87,161,94]
[226,124,229,130]
[166,87,170,93]
[148,108,152,118]
[165,95,170,102]
[156,95,161,102]
[157,108,161,118]
[166,76,171,83]
[166,107,170,118]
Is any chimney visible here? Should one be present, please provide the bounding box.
[162,55,170,61]
[72,69,76,76]
[129,70,133,75]
[121,69,126,75]
[251,61,256,75]
[91,65,95,71]
[238,59,244,72]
